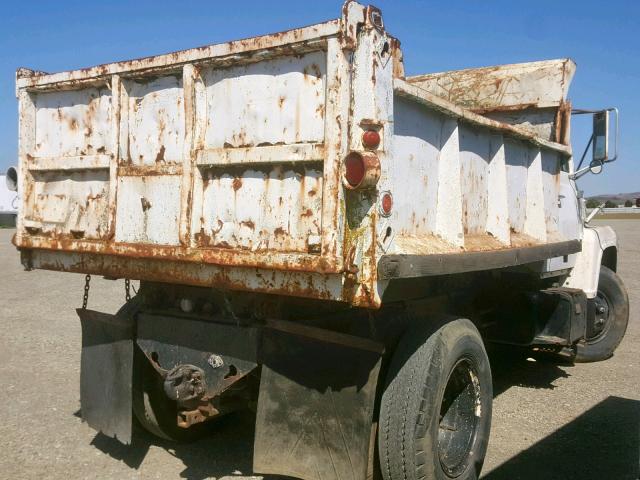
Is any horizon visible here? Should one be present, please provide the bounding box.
[1,1,638,196]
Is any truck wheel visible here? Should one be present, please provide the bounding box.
[575,266,629,363]
[379,317,492,480]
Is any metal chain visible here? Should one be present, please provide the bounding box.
[125,279,131,302]
[82,274,91,310]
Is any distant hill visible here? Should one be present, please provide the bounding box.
[588,192,640,204]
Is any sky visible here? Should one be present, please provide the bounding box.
[0,0,638,196]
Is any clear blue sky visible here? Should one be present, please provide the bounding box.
[1,0,638,196]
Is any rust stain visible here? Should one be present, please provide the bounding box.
[17,232,340,275]
[232,177,243,191]
[29,252,341,303]
[309,63,322,78]
[155,145,166,163]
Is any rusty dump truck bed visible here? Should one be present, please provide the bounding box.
[14,1,582,308]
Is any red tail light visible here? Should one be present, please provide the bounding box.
[380,191,393,216]
[343,151,381,190]
[362,130,381,150]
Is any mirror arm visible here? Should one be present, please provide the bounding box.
[575,133,594,172]
[570,163,595,181]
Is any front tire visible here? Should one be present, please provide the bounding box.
[379,317,492,480]
[575,266,629,363]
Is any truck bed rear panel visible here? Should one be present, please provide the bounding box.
[15,3,582,308]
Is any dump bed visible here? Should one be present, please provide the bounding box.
[14,2,582,308]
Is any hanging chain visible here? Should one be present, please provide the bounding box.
[82,274,91,310]
[125,279,131,302]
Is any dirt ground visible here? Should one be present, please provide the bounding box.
[1,219,638,480]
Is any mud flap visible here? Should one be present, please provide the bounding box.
[254,320,383,480]
[77,309,134,444]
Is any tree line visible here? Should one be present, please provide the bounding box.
[586,199,638,208]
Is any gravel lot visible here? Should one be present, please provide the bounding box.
[1,220,638,480]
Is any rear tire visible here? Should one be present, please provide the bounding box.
[575,266,629,363]
[379,317,492,480]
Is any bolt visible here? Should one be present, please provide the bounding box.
[180,298,194,313]
[208,354,224,369]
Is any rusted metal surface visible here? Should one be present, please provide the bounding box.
[393,79,572,155]
[137,312,259,400]
[197,164,324,253]
[32,87,112,158]
[407,59,576,141]
[15,1,583,309]
[15,21,347,91]
[25,169,110,240]
[25,249,345,302]
[407,59,575,111]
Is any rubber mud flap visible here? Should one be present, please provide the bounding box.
[253,320,383,480]
[77,309,134,444]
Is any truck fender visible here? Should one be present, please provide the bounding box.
[563,226,618,298]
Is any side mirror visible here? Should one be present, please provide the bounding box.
[6,166,18,192]
[592,108,618,163]
[570,107,618,180]
[592,111,608,162]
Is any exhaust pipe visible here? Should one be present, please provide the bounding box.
[6,166,17,192]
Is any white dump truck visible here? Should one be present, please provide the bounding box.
[11,3,628,479]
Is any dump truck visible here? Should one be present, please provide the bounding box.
[11,2,628,479]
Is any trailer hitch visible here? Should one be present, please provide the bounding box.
[163,364,208,405]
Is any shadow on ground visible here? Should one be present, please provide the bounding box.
[86,352,639,480]
[488,347,573,397]
[89,411,288,480]
[484,396,640,480]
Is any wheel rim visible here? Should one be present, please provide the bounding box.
[437,357,482,478]
[587,290,613,343]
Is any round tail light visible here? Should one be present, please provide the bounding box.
[362,130,381,150]
[380,191,393,216]
[343,151,381,190]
